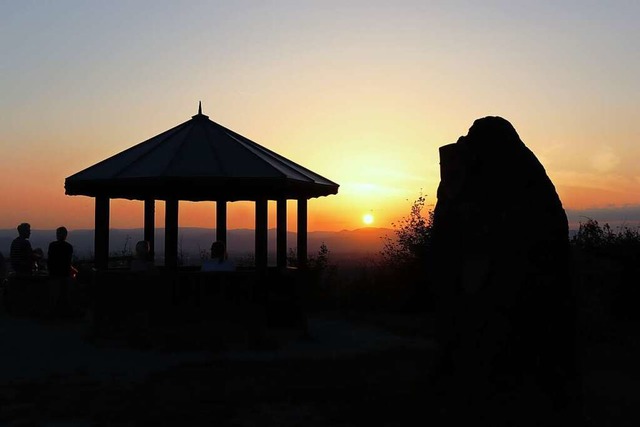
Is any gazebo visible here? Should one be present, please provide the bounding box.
[65,103,339,270]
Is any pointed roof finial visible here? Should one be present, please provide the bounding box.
[192,101,209,119]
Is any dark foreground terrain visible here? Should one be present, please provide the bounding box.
[1,311,639,426]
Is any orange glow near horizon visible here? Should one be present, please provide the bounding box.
[1,123,638,233]
[7,179,637,233]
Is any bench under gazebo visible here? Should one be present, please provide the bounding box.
[65,103,339,271]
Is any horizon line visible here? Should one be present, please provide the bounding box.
[0,226,394,233]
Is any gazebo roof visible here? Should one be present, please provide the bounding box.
[65,104,339,201]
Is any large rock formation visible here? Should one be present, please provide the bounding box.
[431,116,576,422]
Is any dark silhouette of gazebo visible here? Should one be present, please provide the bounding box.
[65,103,339,270]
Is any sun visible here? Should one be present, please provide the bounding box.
[363,213,374,225]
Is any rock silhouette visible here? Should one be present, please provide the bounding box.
[432,116,576,423]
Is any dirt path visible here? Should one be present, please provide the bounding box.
[2,312,639,426]
[0,312,434,426]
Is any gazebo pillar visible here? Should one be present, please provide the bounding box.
[94,196,110,270]
[216,200,227,244]
[297,198,308,268]
[255,198,268,271]
[277,198,287,268]
[165,198,179,269]
[144,199,155,260]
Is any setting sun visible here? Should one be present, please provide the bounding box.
[363,213,374,225]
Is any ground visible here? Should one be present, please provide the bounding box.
[1,310,639,426]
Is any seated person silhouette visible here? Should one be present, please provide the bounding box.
[47,227,74,278]
[130,240,155,272]
[201,241,235,272]
[10,223,35,275]
[33,248,46,273]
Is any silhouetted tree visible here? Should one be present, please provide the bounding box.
[381,194,433,268]
[376,194,435,311]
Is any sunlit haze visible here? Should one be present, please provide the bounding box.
[1,1,638,232]
[363,214,375,226]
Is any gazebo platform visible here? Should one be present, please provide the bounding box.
[89,266,309,349]
[2,267,310,350]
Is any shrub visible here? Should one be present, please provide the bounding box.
[381,194,434,269]
[571,218,640,321]
[375,194,435,311]
[572,218,640,260]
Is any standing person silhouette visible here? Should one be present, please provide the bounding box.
[47,227,74,315]
[10,223,35,275]
[47,227,73,278]
[0,251,6,281]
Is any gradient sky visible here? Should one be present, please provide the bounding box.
[1,1,638,232]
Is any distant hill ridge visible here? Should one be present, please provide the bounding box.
[0,227,393,259]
